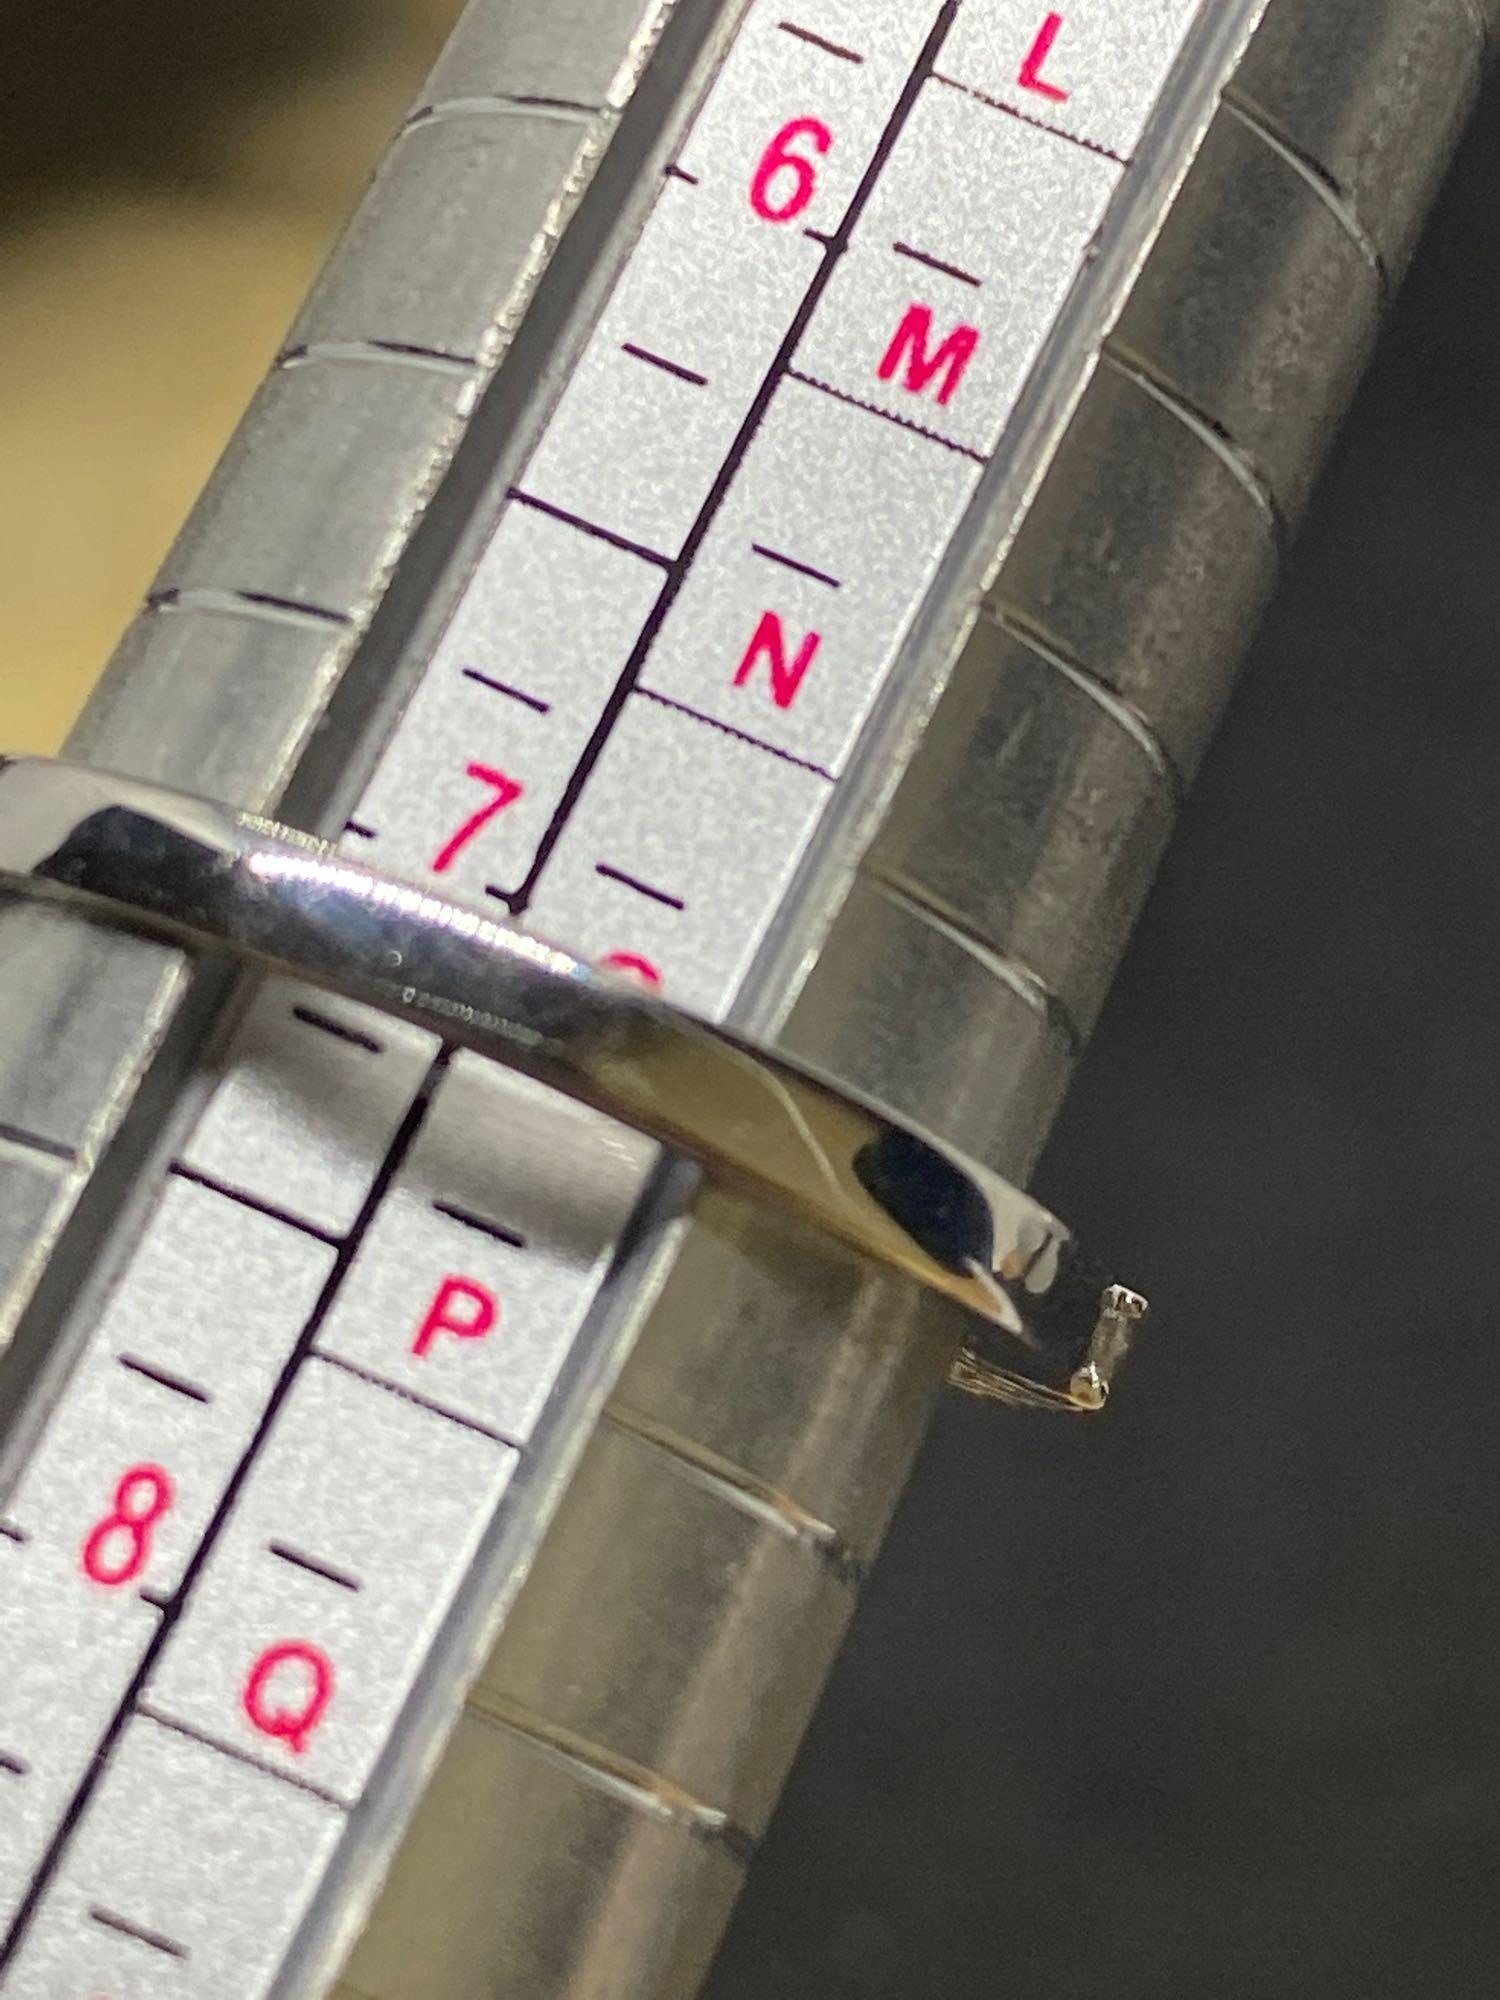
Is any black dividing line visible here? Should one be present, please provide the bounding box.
[633,687,837,783]
[0,1523,28,1545]
[344,818,377,840]
[117,1355,211,1406]
[135,1704,349,1810]
[931,71,1129,167]
[513,0,962,916]
[290,1004,384,1055]
[665,162,699,185]
[778,19,864,62]
[893,239,982,288]
[751,542,841,590]
[620,342,709,389]
[595,862,685,912]
[785,367,988,463]
[88,1908,187,1960]
[461,666,551,715]
[314,1353,516,1448]
[0,1052,453,1978]
[432,1199,526,1250]
[168,1166,343,1250]
[507,488,671,570]
[0,1753,27,1777]
[268,1541,362,1593]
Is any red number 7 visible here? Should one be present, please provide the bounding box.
[432,763,523,874]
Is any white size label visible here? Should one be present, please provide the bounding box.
[2,1719,342,2000]
[5,1179,335,1598]
[641,376,982,774]
[0,0,1212,1986]
[179,985,438,1237]
[143,1362,515,1805]
[350,508,666,906]
[316,1058,654,1444]
[794,82,1122,456]
[0,1540,158,1934]
[523,178,824,558]
[938,0,1205,163]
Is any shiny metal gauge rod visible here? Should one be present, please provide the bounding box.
[0,756,1143,1412]
[2,0,1477,1991]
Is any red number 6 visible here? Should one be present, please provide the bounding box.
[750,117,833,223]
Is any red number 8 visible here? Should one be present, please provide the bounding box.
[750,117,833,223]
[81,1464,173,1587]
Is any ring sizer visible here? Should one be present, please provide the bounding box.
[0,755,1145,1412]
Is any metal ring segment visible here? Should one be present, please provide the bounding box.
[0,756,1146,1410]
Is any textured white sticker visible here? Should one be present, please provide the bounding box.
[679,0,944,231]
[350,505,665,906]
[641,375,980,773]
[145,1361,515,1805]
[527,693,831,1016]
[522,178,822,556]
[5,1178,333,1596]
[180,985,437,1238]
[2,1718,342,2000]
[316,1059,654,1443]
[937,0,1204,162]
[794,79,1121,456]
[0,1541,157,1933]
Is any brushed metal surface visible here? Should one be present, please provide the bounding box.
[338,1704,744,2000]
[1109,101,1384,534]
[864,618,1177,1043]
[286,109,600,364]
[609,1185,962,1562]
[1230,0,1484,285]
[421,0,678,108]
[150,361,478,618]
[0,909,176,1164]
[472,1415,857,1841]
[993,354,1280,786]
[785,872,1073,1181]
[70,609,349,805]
[0,1150,71,1343]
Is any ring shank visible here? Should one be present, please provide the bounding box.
[0,756,1142,1410]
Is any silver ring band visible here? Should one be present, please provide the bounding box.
[0,756,1146,1410]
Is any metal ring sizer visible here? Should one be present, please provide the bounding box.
[0,756,1146,1410]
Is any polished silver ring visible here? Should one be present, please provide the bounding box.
[0,756,1146,1411]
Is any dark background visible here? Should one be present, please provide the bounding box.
[709,63,1500,2000]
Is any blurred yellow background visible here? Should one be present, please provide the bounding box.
[0,1,464,755]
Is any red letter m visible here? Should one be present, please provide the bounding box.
[733,610,821,711]
[877,304,979,407]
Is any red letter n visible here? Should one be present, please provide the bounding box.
[733,611,821,711]
[413,1275,497,1358]
[877,305,979,408]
